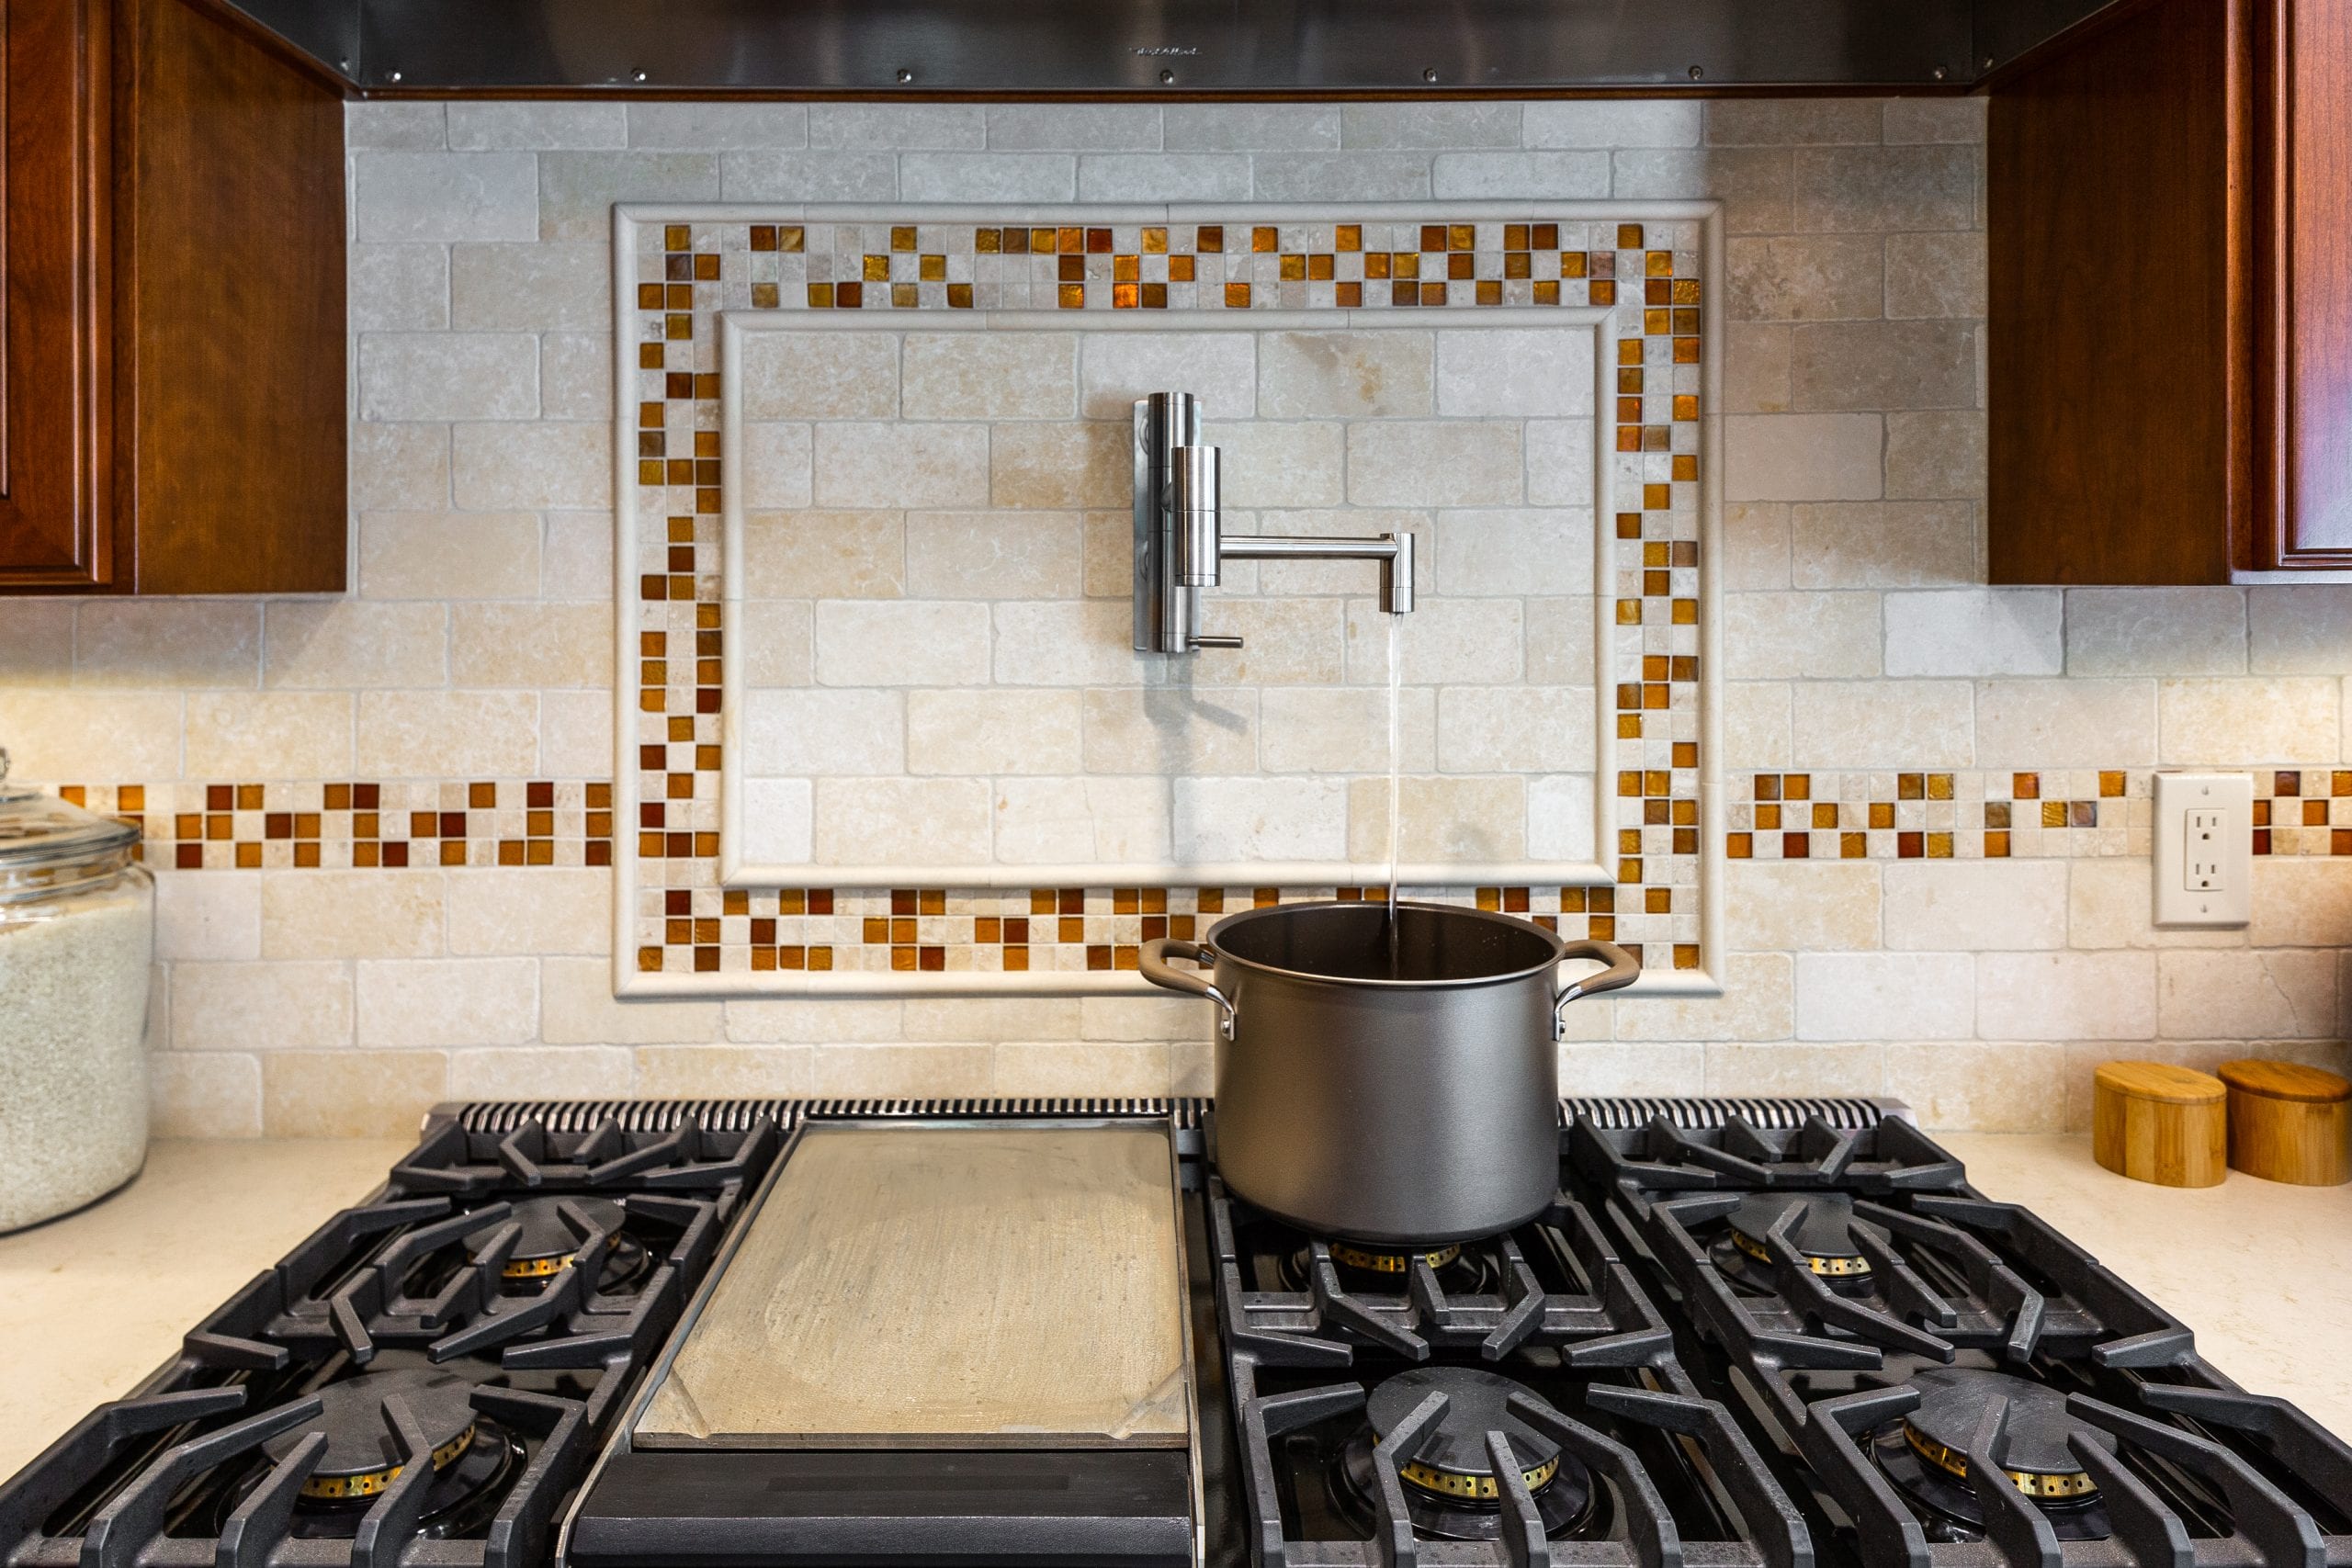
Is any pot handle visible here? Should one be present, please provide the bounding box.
[1553,938,1641,1038]
[1139,937,1237,1040]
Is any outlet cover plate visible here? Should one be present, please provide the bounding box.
[2153,771,2253,928]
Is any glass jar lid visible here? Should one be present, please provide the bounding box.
[0,747,141,881]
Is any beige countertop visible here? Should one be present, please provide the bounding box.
[2,1133,2346,1484]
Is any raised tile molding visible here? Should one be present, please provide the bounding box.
[612,201,1726,998]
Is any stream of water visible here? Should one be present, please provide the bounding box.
[1384,614,1402,974]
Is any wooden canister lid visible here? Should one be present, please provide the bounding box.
[2094,1060,2225,1104]
[2217,1058,2352,1104]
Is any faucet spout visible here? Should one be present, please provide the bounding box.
[1215,532,1416,615]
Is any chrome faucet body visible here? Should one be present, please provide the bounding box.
[1132,391,1416,655]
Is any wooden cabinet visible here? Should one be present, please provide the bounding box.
[0,0,345,595]
[1988,0,2352,583]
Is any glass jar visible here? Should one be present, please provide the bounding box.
[0,748,153,1231]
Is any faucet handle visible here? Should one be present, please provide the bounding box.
[1189,634,1243,650]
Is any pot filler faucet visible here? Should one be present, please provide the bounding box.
[1131,391,1415,654]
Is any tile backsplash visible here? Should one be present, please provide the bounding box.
[0,97,2346,1139]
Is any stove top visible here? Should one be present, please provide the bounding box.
[3,1095,2346,1568]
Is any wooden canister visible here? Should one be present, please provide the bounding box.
[2217,1059,2351,1185]
[2092,1061,2227,1187]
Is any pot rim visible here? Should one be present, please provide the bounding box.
[1202,897,1567,990]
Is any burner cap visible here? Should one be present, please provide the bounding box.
[261,1368,479,1500]
[1903,1369,2106,1500]
[1728,1192,1873,1278]
[468,1195,625,1279]
[1367,1368,1561,1503]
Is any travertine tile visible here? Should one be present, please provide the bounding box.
[635,1045,811,1097]
[1883,410,1986,498]
[75,602,260,688]
[346,102,446,152]
[171,962,353,1050]
[1081,333,1256,420]
[1884,1042,2065,1132]
[1173,775,1348,862]
[350,244,450,332]
[352,152,536,243]
[1432,509,1593,596]
[450,422,609,509]
[1978,951,2155,1040]
[2246,587,2352,674]
[1723,592,1882,678]
[448,103,626,151]
[2069,859,2244,951]
[901,333,1076,421]
[450,603,610,687]
[1790,320,1978,412]
[150,1052,262,1138]
[991,1042,1170,1095]
[356,691,537,777]
[1885,859,2067,951]
[154,871,261,963]
[447,868,611,956]
[1342,103,1519,149]
[987,104,1161,150]
[0,692,183,780]
[525,343,603,458]
[1258,331,1434,419]
[813,601,990,686]
[1725,234,1885,322]
[1250,153,1431,202]
[541,957,723,1044]
[261,872,444,961]
[1788,502,1977,588]
[1725,862,1883,952]
[262,1050,448,1138]
[1708,1043,1884,1097]
[1610,147,1792,232]
[1346,421,1521,506]
[1724,413,1883,500]
[1347,597,1523,685]
[720,151,897,201]
[741,331,899,420]
[1795,953,1975,1041]
[1524,101,1700,148]
[1555,1042,1705,1097]
[991,777,1172,863]
[1883,589,2062,677]
[818,422,990,507]
[988,421,1128,508]
[1435,328,1592,417]
[449,1044,634,1100]
[1973,678,2156,767]
[1884,231,1986,319]
[2065,588,2246,676]
[809,1043,991,1097]
[351,423,450,511]
[897,152,1071,202]
[1883,97,1986,145]
[537,689,616,776]
[725,998,902,1043]
[1434,686,1590,773]
[186,693,356,779]
[742,511,904,599]
[904,511,1083,599]
[537,152,721,241]
[359,511,540,600]
[1260,685,1433,773]
[2159,950,2340,1040]
[2249,858,2352,948]
[1164,105,1340,151]
[1344,774,1526,863]
[1430,152,1611,198]
[2159,676,2340,764]
[1723,682,1794,770]
[1619,953,1794,1041]
[907,688,1082,775]
[813,777,994,863]
[742,688,904,775]
[356,957,538,1046]
[1080,686,1261,774]
[808,105,984,150]
[1790,144,1978,232]
[1705,99,1882,146]
[264,601,447,690]
[1721,321,1792,413]
[1791,680,1973,768]
[1205,421,1348,508]
[624,103,808,150]
[1077,153,1251,202]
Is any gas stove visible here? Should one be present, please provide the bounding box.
[2,1096,2346,1568]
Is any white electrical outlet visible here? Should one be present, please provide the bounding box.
[2153,772,2253,927]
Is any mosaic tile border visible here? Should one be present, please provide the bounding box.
[51,782,612,870]
[1729,767,2352,861]
[612,201,1727,998]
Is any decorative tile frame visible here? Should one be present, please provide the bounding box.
[611,201,1726,999]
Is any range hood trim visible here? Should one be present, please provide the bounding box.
[219,0,2132,97]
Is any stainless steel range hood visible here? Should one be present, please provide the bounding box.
[232,0,2130,96]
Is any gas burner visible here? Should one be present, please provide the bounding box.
[221,1367,524,1540]
[1336,1368,1600,1542]
[1869,1369,2113,1542]
[1278,1236,1503,1298]
[1711,1192,1879,1295]
[467,1195,649,1294]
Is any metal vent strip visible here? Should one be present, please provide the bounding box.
[1561,1095,1905,1132]
[441,1096,1208,1134]
[439,1095,1896,1136]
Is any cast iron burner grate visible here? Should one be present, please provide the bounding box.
[1572,1111,2352,1568]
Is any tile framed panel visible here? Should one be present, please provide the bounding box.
[611,200,1728,998]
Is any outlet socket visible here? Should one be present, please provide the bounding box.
[2154,772,2253,928]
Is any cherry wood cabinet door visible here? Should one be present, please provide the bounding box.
[0,0,109,590]
[2256,0,2352,568]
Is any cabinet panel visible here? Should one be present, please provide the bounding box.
[2258,0,2352,567]
[0,0,109,589]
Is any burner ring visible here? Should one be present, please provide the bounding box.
[1903,1424,2098,1501]
[1727,1226,1873,1277]
[1395,1449,1560,1501]
[298,1424,476,1501]
[500,1253,577,1280]
[1329,1240,1463,1275]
